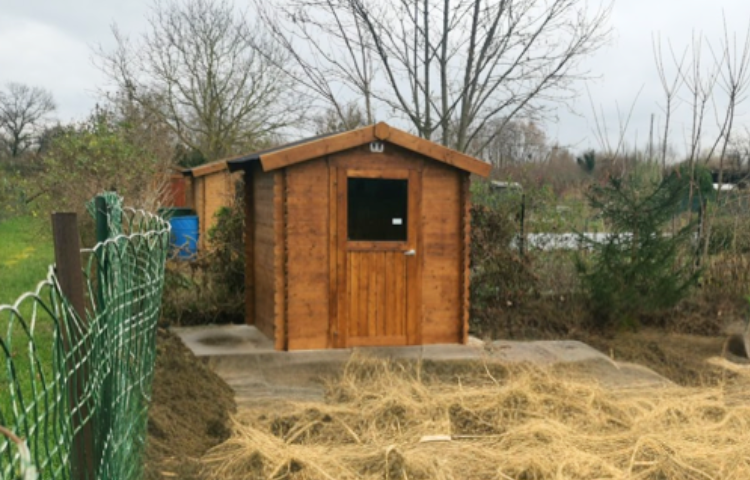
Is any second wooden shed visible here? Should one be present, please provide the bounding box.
[229,122,491,350]
[183,161,242,249]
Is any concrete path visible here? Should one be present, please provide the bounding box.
[172,325,671,407]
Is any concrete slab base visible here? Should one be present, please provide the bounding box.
[171,324,672,407]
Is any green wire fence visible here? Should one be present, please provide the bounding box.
[1,195,171,480]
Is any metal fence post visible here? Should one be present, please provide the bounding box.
[51,212,95,480]
[94,196,110,309]
[93,195,112,479]
[95,196,109,245]
[519,193,526,259]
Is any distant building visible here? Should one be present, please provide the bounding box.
[490,180,523,191]
[713,183,737,191]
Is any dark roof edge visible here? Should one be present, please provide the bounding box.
[227,155,260,172]
[226,131,340,172]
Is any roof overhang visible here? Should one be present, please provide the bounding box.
[182,160,232,178]
[226,123,491,177]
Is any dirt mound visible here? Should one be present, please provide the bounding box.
[145,329,236,479]
[203,358,750,480]
[580,329,734,386]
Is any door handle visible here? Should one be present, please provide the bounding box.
[404,249,416,256]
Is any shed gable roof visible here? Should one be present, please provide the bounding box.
[183,132,339,178]
[227,123,491,177]
[184,159,232,178]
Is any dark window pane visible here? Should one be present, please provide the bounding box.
[347,178,408,241]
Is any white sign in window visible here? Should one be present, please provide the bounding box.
[392,218,403,225]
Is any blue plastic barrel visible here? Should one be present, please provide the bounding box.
[169,215,199,258]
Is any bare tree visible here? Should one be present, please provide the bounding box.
[97,0,301,162]
[729,127,750,170]
[699,20,750,262]
[0,82,56,159]
[473,118,551,167]
[586,83,644,175]
[312,102,368,135]
[653,34,687,170]
[255,0,377,128]
[259,0,611,153]
[654,20,750,265]
[683,34,723,168]
[707,20,750,180]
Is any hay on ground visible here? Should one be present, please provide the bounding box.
[203,358,750,480]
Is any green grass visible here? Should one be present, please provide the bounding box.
[0,216,54,304]
[1,216,61,478]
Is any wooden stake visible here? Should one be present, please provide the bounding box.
[51,212,95,480]
[52,213,85,319]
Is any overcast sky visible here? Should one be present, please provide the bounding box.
[1,0,749,157]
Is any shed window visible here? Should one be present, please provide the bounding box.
[347,178,408,241]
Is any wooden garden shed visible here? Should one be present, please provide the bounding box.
[228,122,491,350]
[183,161,242,248]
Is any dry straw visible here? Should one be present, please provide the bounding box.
[203,357,750,479]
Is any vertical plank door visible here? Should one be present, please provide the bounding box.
[336,168,421,347]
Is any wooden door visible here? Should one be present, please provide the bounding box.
[335,167,421,347]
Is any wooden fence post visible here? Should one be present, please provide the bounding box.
[51,212,95,480]
[52,213,85,319]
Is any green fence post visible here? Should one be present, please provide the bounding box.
[95,196,110,308]
[95,197,109,243]
[94,195,112,480]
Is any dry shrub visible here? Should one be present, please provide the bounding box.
[492,157,590,198]
[641,251,750,337]
[703,252,750,301]
[470,180,591,339]
[470,201,542,338]
[475,294,591,340]
[161,255,245,325]
[161,187,245,325]
[203,358,750,480]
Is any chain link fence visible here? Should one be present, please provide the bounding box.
[1,196,171,480]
